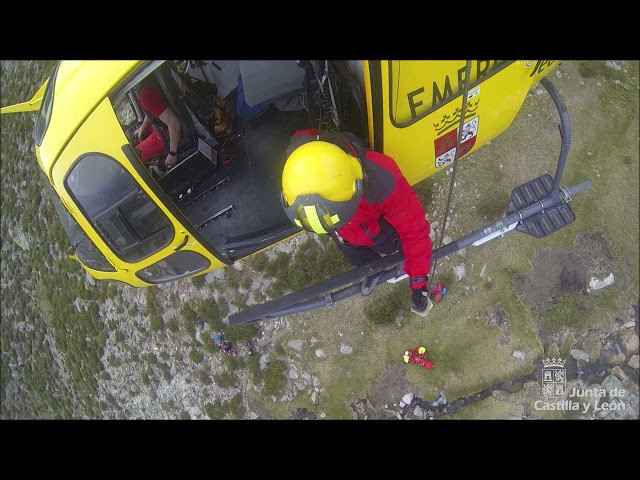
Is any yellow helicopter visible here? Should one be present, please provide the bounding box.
[2,60,589,322]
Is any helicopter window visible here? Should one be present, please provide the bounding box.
[35,61,60,146]
[136,251,210,284]
[43,178,115,272]
[114,94,138,127]
[65,154,174,263]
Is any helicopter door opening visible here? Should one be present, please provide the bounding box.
[114,60,366,262]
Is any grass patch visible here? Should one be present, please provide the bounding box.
[364,283,409,324]
[240,275,252,290]
[197,298,225,331]
[228,393,244,419]
[198,369,212,385]
[475,193,509,222]
[188,348,204,365]
[213,371,236,388]
[224,324,259,343]
[250,252,269,272]
[578,61,625,81]
[266,239,351,297]
[413,176,435,206]
[544,294,589,332]
[191,274,205,288]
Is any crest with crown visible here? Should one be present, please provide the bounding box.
[542,357,565,368]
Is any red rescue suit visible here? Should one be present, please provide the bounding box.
[403,347,434,370]
[288,129,432,290]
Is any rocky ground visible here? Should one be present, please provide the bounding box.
[1,60,638,420]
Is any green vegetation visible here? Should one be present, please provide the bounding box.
[213,371,236,388]
[188,348,204,364]
[228,393,244,419]
[248,358,288,397]
[578,61,625,81]
[240,275,252,290]
[265,239,351,298]
[191,274,205,288]
[145,287,164,332]
[197,298,225,331]
[180,305,197,338]
[198,369,212,385]
[363,283,409,324]
[250,252,268,272]
[224,324,258,343]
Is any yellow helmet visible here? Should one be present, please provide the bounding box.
[281,140,363,234]
[417,347,426,356]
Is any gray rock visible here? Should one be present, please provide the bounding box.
[589,273,614,290]
[232,261,244,272]
[274,243,292,255]
[612,366,628,382]
[310,390,318,405]
[480,264,487,278]
[432,393,447,407]
[621,331,639,354]
[213,268,226,280]
[294,381,305,391]
[443,235,453,245]
[265,250,278,262]
[453,264,466,280]
[301,372,312,384]
[259,354,271,370]
[280,395,291,403]
[188,406,202,418]
[245,295,257,307]
[402,393,414,405]
[413,405,425,418]
[512,350,526,360]
[605,60,622,71]
[340,344,353,355]
[628,355,639,369]
[86,272,96,286]
[288,366,299,380]
[204,272,216,284]
[310,337,318,344]
[313,376,320,388]
[623,321,636,329]
[315,349,326,359]
[320,413,326,419]
[288,339,304,352]
[601,374,624,395]
[570,348,590,363]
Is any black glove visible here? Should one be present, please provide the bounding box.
[411,286,433,317]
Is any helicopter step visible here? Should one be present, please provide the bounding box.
[507,174,575,238]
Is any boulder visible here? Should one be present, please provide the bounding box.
[259,354,271,370]
[402,393,414,405]
[570,348,590,363]
[315,349,326,359]
[453,264,466,280]
[620,331,639,355]
[288,339,304,352]
[589,273,614,290]
[340,344,353,355]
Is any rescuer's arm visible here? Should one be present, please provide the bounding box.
[381,173,432,290]
[135,115,152,143]
[158,106,182,168]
